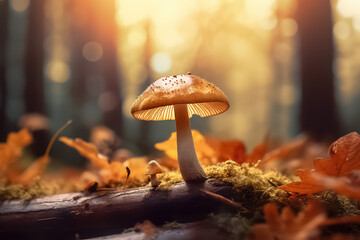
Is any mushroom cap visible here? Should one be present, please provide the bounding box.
[131,74,230,121]
[145,160,164,175]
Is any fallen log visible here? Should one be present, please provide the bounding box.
[0,179,242,239]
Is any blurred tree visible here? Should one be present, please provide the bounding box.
[98,1,124,138]
[24,0,49,156]
[24,0,46,114]
[68,1,123,141]
[138,21,153,154]
[0,1,9,141]
[297,0,340,141]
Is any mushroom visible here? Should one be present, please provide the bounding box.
[145,160,164,187]
[131,73,230,183]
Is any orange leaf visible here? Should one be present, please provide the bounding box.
[311,172,360,201]
[247,201,360,240]
[10,155,49,184]
[279,132,360,195]
[0,129,32,173]
[261,136,307,166]
[247,201,326,240]
[60,137,110,169]
[244,136,268,165]
[314,132,360,177]
[155,130,217,166]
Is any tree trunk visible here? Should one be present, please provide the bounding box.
[297,0,340,141]
[0,179,241,239]
[0,1,9,141]
[24,0,46,114]
[98,1,123,138]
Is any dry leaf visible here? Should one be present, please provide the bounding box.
[247,201,360,240]
[260,136,307,166]
[0,129,32,173]
[10,156,49,184]
[243,136,268,165]
[60,137,110,169]
[122,157,148,181]
[205,137,246,163]
[155,130,217,166]
[60,137,130,183]
[311,171,360,201]
[247,201,326,240]
[11,120,72,184]
[279,132,360,195]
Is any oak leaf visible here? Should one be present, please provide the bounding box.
[279,132,360,195]
[247,201,360,240]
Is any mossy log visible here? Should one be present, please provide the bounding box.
[0,179,242,239]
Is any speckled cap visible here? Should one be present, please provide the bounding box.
[131,73,230,121]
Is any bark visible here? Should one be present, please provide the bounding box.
[0,179,240,239]
[0,1,9,141]
[297,0,340,141]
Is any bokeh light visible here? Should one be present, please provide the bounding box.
[281,18,298,37]
[337,0,360,18]
[11,0,29,12]
[333,21,351,39]
[150,53,172,73]
[82,41,104,62]
[45,60,71,83]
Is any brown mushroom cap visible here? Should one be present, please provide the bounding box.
[145,160,164,175]
[131,74,230,121]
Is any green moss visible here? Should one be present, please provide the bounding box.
[205,160,292,201]
[157,170,184,190]
[0,177,83,201]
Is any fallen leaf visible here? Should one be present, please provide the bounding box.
[0,129,32,173]
[279,132,360,195]
[155,130,217,166]
[260,136,307,166]
[205,137,246,163]
[11,120,72,184]
[243,136,268,165]
[11,155,49,184]
[311,171,360,201]
[247,201,360,240]
[123,157,148,181]
[247,201,326,240]
[60,137,129,184]
[60,137,110,169]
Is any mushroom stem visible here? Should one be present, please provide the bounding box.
[174,104,206,182]
[150,175,159,187]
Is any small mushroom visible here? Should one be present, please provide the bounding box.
[145,160,164,187]
[132,74,230,183]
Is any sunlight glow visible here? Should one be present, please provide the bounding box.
[333,21,351,39]
[245,0,276,21]
[150,53,172,73]
[127,27,147,48]
[337,0,360,18]
[353,16,360,32]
